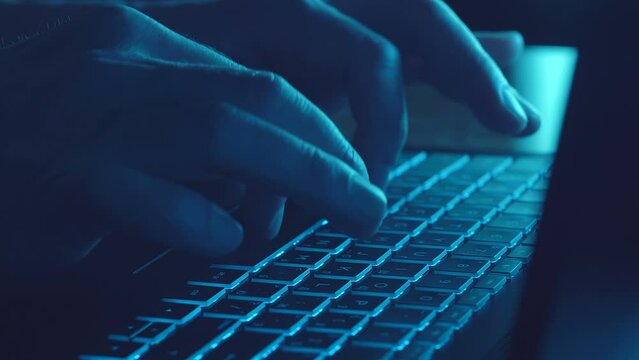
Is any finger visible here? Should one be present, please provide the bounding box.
[474,31,525,67]
[82,163,243,257]
[204,103,386,238]
[513,90,542,136]
[236,190,287,241]
[334,0,533,135]
[251,0,407,186]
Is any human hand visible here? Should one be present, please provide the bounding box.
[0,5,385,277]
[145,0,539,187]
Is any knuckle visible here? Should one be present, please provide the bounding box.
[362,36,401,69]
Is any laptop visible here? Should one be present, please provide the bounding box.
[5,28,636,358]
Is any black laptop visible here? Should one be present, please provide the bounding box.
[5,3,639,359]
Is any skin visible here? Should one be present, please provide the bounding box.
[0,1,540,278]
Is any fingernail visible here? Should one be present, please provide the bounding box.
[501,85,528,132]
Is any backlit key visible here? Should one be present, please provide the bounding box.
[354,233,410,250]
[293,277,351,298]
[162,284,225,307]
[270,294,331,316]
[436,305,473,329]
[456,288,491,311]
[274,249,331,269]
[469,228,522,247]
[474,273,507,294]
[295,235,351,253]
[447,205,497,223]
[252,265,309,285]
[396,289,455,311]
[351,324,414,350]
[132,322,175,345]
[434,258,490,278]
[410,232,464,250]
[283,331,347,356]
[228,282,287,302]
[330,294,390,316]
[412,323,455,349]
[351,277,410,298]
[188,267,249,289]
[374,306,436,330]
[314,260,371,281]
[203,299,265,321]
[507,245,535,263]
[392,247,447,265]
[491,258,523,278]
[414,273,473,294]
[428,218,480,236]
[372,262,429,282]
[335,246,391,265]
[137,302,201,325]
[306,312,368,334]
[244,312,307,335]
[452,242,507,262]
[378,217,428,235]
[393,205,445,222]
[487,214,537,233]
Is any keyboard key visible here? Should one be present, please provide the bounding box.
[428,218,480,236]
[372,262,429,281]
[274,249,331,269]
[447,204,497,223]
[331,344,393,360]
[293,278,351,298]
[522,231,538,245]
[518,189,547,203]
[132,322,175,345]
[143,318,239,359]
[507,245,535,263]
[392,246,447,265]
[245,312,307,335]
[107,319,151,342]
[295,235,351,253]
[378,217,428,235]
[187,267,249,289]
[487,214,537,233]
[411,153,469,177]
[354,233,410,250]
[315,224,348,237]
[456,288,492,311]
[79,341,149,360]
[203,299,265,321]
[492,171,539,185]
[315,260,371,281]
[452,242,507,262]
[396,289,455,311]
[393,342,436,360]
[491,258,523,278]
[464,192,511,209]
[464,155,513,174]
[414,273,473,294]
[228,281,288,302]
[253,265,309,285]
[411,193,460,209]
[335,246,391,265]
[137,302,201,325]
[428,182,476,196]
[351,277,410,298]
[386,184,421,199]
[480,182,526,196]
[447,170,491,187]
[469,228,522,247]
[503,202,544,217]
[200,330,282,360]
[306,312,368,334]
[374,306,436,330]
[393,205,445,222]
[410,232,464,250]
[433,258,490,278]
[474,273,507,294]
[330,294,390,315]
[271,294,331,316]
[413,323,455,349]
[351,324,414,350]
[282,330,347,355]
[436,305,473,329]
[162,284,225,307]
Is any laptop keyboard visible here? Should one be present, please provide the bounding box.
[79,151,551,360]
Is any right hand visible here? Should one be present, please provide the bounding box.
[0,5,386,277]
